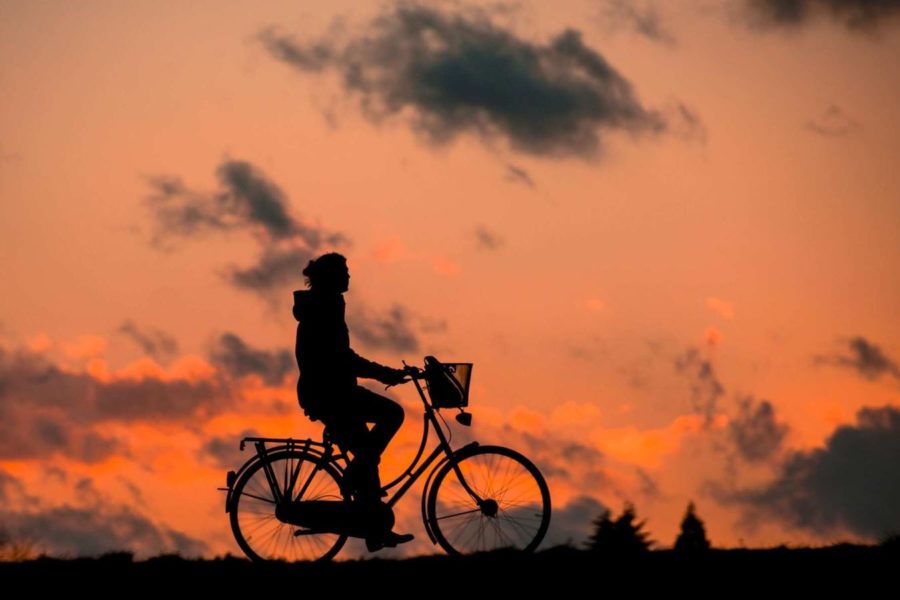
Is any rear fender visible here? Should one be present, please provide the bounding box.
[224,443,336,513]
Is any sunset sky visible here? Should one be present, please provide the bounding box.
[2,0,899,559]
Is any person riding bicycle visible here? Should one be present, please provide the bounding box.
[293,252,414,551]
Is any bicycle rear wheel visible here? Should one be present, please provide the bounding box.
[426,445,551,555]
[230,450,348,562]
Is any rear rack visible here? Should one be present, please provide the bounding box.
[239,436,329,451]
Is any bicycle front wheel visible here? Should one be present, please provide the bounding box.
[230,450,348,562]
[426,445,551,555]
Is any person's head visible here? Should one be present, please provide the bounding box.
[303,252,350,293]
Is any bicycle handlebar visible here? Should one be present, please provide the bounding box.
[399,361,426,379]
[384,363,424,388]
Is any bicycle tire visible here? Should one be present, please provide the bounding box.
[426,445,551,555]
[230,449,348,562]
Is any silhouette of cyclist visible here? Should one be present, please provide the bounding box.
[293,252,414,551]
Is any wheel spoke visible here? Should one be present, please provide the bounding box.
[240,491,276,505]
[436,507,483,520]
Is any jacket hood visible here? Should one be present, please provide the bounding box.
[293,290,311,321]
[293,289,344,321]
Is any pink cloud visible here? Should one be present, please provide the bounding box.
[62,335,108,360]
[432,256,461,277]
[371,237,407,263]
[705,297,735,319]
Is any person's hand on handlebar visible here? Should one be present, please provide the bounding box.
[402,364,425,379]
[383,364,424,388]
[381,367,409,387]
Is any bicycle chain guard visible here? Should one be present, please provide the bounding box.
[276,500,394,539]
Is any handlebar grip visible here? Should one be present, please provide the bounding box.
[402,365,425,379]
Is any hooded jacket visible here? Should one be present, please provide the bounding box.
[293,289,400,420]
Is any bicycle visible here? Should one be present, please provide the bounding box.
[221,356,551,562]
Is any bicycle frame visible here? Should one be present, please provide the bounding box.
[223,371,484,544]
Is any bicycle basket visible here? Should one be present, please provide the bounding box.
[423,356,472,409]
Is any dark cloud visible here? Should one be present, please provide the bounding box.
[451,419,611,496]
[215,160,298,240]
[144,175,225,241]
[93,378,227,421]
[814,336,900,382]
[0,469,207,558]
[473,225,504,250]
[543,495,610,547]
[669,102,708,143]
[0,393,124,463]
[0,345,230,461]
[145,160,345,296]
[227,246,315,293]
[504,164,536,188]
[635,467,662,499]
[118,477,145,505]
[44,466,68,483]
[560,440,606,466]
[745,0,900,31]
[712,405,900,540]
[500,427,612,497]
[805,104,861,136]
[118,320,179,361]
[0,471,208,558]
[74,476,106,506]
[728,396,789,462]
[260,3,670,159]
[147,161,305,241]
[349,304,420,353]
[210,333,293,386]
[0,469,30,504]
[0,505,207,558]
[674,347,725,424]
[201,428,263,469]
[419,317,449,334]
[599,0,676,45]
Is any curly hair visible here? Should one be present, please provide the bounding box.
[302,252,348,289]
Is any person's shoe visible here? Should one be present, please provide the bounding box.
[365,531,414,552]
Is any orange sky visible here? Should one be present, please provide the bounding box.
[1,1,899,559]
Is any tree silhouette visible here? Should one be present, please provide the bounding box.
[674,501,711,553]
[587,502,653,555]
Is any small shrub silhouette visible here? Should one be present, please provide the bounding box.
[0,526,36,562]
[587,502,653,556]
[674,501,711,554]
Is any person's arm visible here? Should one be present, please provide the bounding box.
[349,349,406,385]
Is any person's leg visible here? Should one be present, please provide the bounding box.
[331,387,404,501]
[327,388,412,549]
[346,386,405,458]
[321,417,373,498]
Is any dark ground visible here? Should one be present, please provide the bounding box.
[2,545,897,596]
